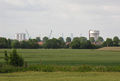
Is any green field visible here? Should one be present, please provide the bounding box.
[1,49,120,81]
[0,72,120,81]
[0,49,120,66]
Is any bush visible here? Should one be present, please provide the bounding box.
[9,49,24,67]
[1,64,120,73]
[4,50,9,64]
[4,49,24,67]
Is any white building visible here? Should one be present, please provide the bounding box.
[89,30,100,41]
[15,33,26,41]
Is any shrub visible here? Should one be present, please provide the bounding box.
[1,65,120,73]
[4,50,9,64]
[4,49,25,67]
[9,49,24,67]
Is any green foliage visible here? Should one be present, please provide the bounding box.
[1,64,120,73]
[89,37,95,43]
[0,36,120,49]
[80,37,87,49]
[7,39,12,48]
[4,49,25,67]
[4,51,9,64]
[0,37,40,49]
[43,37,49,43]
[36,37,41,42]
[102,41,107,47]
[44,38,62,49]
[11,40,20,48]
[28,39,39,49]
[86,40,94,49]
[106,38,113,47]
[58,37,65,48]
[80,37,87,42]
[97,36,104,42]
[70,37,93,49]
[0,37,8,48]
[20,41,29,48]
[1,49,120,66]
[0,49,120,73]
[70,37,80,49]
[66,37,71,42]
[58,37,64,42]
[113,36,119,46]
[9,49,24,67]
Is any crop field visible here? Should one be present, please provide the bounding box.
[0,72,120,81]
[0,48,120,66]
[0,48,120,81]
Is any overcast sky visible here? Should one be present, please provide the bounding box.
[0,0,120,39]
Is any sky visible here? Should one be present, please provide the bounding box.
[0,0,120,39]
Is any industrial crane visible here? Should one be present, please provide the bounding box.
[49,30,52,39]
[25,29,31,40]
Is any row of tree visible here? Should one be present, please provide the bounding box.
[0,36,120,49]
[70,37,95,49]
[0,36,72,49]
[36,36,72,43]
[102,36,120,47]
[0,38,39,49]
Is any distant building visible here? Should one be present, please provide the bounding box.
[15,33,26,41]
[38,42,44,45]
[89,30,100,41]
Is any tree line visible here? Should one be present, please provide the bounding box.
[0,36,120,49]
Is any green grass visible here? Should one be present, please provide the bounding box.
[1,49,120,80]
[0,49,120,65]
[0,72,120,81]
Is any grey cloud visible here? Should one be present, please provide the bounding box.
[0,0,120,39]
[65,0,120,5]
[0,0,49,11]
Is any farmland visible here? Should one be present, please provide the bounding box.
[0,48,120,66]
[0,72,120,81]
[1,48,120,81]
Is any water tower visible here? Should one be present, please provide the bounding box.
[89,30,100,41]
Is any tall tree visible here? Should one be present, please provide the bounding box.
[9,49,24,67]
[36,37,41,42]
[102,41,107,47]
[106,38,113,47]
[70,37,80,49]
[79,37,87,49]
[44,38,61,49]
[43,36,49,43]
[80,37,87,42]
[4,50,9,64]
[11,40,20,48]
[113,36,119,46]
[97,37,104,42]
[28,39,39,49]
[7,39,12,48]
[58,37,64,42]
[0,37,8,48]
[58,37,65,48]
[20,41,29,48]
[86,40,93,49]
[89,37,95,43]
[66,37,71,42]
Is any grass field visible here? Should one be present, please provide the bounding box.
[0,48,120,81]
[0,72,120,81]
[0,49,120,66]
